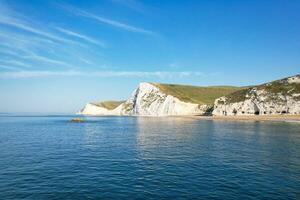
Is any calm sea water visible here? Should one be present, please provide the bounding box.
[0,115,299,200]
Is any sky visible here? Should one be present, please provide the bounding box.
[0,0,299,113]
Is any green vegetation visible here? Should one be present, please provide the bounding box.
[88,74,299,109]
[225,74,300,103]
[91,100,125,110]
[123,102,134,112]
[258,79,300,95]
[152,83,242,105]
[225,88,251,103]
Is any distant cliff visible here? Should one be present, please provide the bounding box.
[213,74,300,116]
[79,101,124,115]
[78,82,240,116]
[117,82,211,116]
[78,74,300,116]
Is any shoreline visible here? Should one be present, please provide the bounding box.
[189,114,300,122]
[77,114,300,123]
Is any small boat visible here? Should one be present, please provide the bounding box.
[71,118,85,123]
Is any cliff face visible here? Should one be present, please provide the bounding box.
[213,75,300,116]
[118,82,210,116]
[78,103,122,115]
[78,74,300,117]
[78,82,211,116]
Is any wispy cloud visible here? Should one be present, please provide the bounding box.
[79,57,94,65]
[0,64,21,71]
[0,70,204,78]
[0,60,31,68]
[0,15,78,44]
[0,31,94,70]
[0,2,89,47]
[0,1,161,78]
[0,47,20,57]
[58,4,156,36]
[23,54,72,68]
[0,3,105,72]
[55,27,105,47]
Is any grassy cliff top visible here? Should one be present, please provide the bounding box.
[91,100,125,110]
[151,83,242,105]
[257,74,300,94]
[224,74,300,103]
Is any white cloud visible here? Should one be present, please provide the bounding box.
[0,30,57,53]
[0,3,106,71]
[0,47,20,57]
[55,27,105,47]
[23,54,72,68]
[0,64,21,70]
[0,60,31,68]
[79,57,94,65]
[58,4,156,36]
[0,3,85,46]
[0,70,204,78]
[0,15,78,44]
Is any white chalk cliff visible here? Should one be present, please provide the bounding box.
[213,75,300,116]
[78,74,300,117]
[79,103,122,115]
[78,82,210,116]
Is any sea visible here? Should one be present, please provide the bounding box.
[0,115,299,199]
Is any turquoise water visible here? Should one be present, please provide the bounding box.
[0,115,299,199]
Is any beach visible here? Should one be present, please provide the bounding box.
[192,114,300,122]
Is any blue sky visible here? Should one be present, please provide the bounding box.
[0,0,299,113]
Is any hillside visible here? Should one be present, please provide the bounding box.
[152,83,242,105]
[213,74,300,115]
[222,74,300,104]
[79,74,300,116]
[91,101,125,110]
[79,82,226,116]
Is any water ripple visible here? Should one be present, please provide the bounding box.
[0,116,299,199]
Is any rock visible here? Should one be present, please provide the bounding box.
[78,82,211,116]
[78,103,121,115]
[213,74,300,116]
[71,118,85,123]
[78,74,300,117]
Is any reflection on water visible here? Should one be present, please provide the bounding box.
[0,115,299,199]
[136,117,211,160]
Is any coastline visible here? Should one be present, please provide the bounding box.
[77,113,300,122]
[189,114,300,122]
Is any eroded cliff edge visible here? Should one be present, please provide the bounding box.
[213,74,300,116]
[78,82,239,116]
[78,74,300,116]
